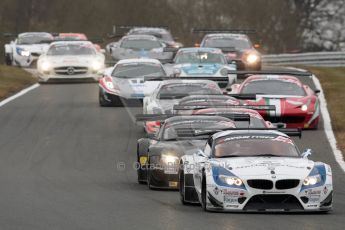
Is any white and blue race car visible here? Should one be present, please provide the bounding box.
[165,47,237,88]
[179,129,333,212]
[99,58,167,106]
[4,32,54,67]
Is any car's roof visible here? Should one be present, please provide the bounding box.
[129,27,169,34]
[165,115,233,123]
[178,47,222,53]
[213,129,288,140]
[204,33,249,39]
[19,32,52,37]
[50,40,93,46]
[117,58,162,65]
[159,79,219,86]
[122,34,158,40]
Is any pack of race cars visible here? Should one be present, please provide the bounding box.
[3,27,333,213]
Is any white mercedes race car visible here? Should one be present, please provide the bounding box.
[37,41,105,82]
[98,58,167,107]
[179,129,333,212]
[4,32,54,67]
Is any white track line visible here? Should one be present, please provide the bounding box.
[0,83,40,107]
[287,67,345,172]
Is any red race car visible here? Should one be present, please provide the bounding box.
[56,33,101,51]
[230,73,320,129]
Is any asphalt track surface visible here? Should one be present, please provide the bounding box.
[0,77,345,230]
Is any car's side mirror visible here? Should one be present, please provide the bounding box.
[275,122,286,128]
[197,150,207,158]
[225,88,232,92]
[314,89,321,94]
[302,149,313,158]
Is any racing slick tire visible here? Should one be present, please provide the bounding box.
[179,167,188,205]
[5,53,12,66]
[99,89,123,107]
[201,172,209,212]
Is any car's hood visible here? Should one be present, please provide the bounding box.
[210,157,314,179]
[16,44,49,53]
[175,63,224,75]
[112,77,160,96]
[43,55,99,67]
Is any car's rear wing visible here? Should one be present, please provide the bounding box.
[143,75,229,82]
[2,32,18,38]
[173,104,276,112]
[175,127,302,138]
[191,28,256,34]
[135,114,251,122]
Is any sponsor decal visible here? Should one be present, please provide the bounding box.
[262,191,285,194]
[323,186,328,195]
[213,187,220,195]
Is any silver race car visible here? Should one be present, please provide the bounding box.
[106,35,174,63]
[98,58,167,106]
[179,129,333,212]
[37,41,105,82]
[143,79,223,115]
[4,32,54,67]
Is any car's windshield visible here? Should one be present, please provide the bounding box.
[242,80,306,96]
[47,44,96,56]
[214,135,299,158]
[158,83,220,99]
[203,37,251,49]
[163,120,235,140]
[18,34,53,44]
[175,51,226,64]
[120,39,162,50]
[129,31,173,42]
[112,63,165,78]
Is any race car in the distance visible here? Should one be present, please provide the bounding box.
[136,115,238,188]
[106,35,174,63]
[126,27,183,49]
[229,71,320,129]
[99,58,168,106]
[166,47,237,87]
[197,30,261,70]
[179,129,333,212]
[142,79,224,134]
[145,94,242,135]
[37,41,105,82]
[54,33,102,51]
[4,32,54,67]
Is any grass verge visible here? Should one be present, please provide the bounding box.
[306,67,345,156]
[0,65,37,101]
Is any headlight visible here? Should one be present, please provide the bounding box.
[220,68,228,76]
[245,53,259,64]
[303,175,321,186]
[40,61,51,72]
[16,48,30,57]
[219,175,243,186]
[92,61,103,71]
[301,104,308,111]
[161,154,179,165]
[105,81,114,89]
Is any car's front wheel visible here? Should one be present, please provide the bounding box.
[201,172,208,211]
[99,88,112,107]
[179,167,187,205]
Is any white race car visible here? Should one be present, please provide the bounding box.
[4,32,53,67]
[179,129,333,212]
[37,41,105,82]
[98,58,167,107]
